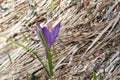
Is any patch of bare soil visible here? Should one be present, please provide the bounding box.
[0,0,120,80]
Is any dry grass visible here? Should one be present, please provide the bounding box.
[0,0,120,80]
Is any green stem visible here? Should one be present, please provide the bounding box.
[38,29,53,77]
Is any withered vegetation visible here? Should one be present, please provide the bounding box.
[0,0,120,80]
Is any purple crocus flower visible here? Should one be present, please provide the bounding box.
[35,22,61,48]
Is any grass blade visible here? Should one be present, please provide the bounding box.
[51,0,55,11]
[7,38,50,76]
[92,71,97,80]
[99,73,103,80]
[26,72,31,80]
[21,31,28,42]
[8,53,12,64]
[53,44,58,56]
[78,75,81,80]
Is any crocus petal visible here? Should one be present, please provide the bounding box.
[35,27,42,43]
[35,22,61,48]
[51,22,61,44]
[42,27,52,48]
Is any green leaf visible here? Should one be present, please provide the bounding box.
[38,29,53,77]
[8,53,12,64]
[8,38,50,76]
